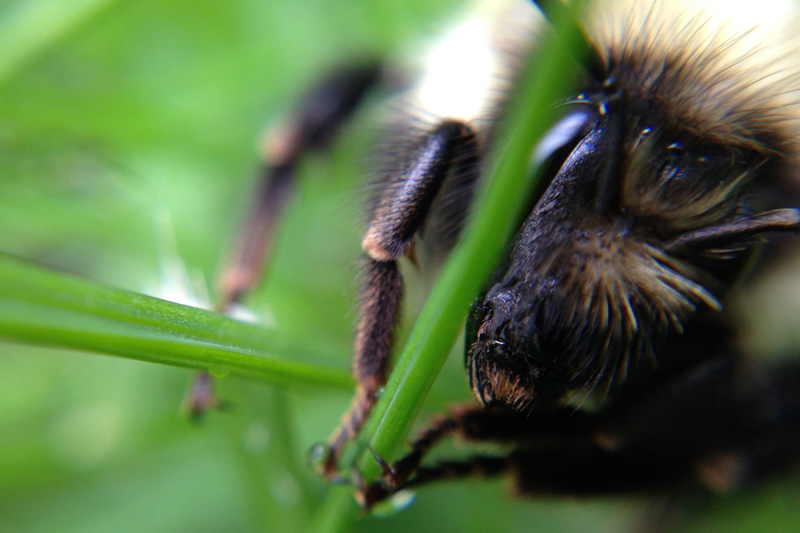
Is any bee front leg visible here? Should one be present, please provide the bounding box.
[356,404,596,507]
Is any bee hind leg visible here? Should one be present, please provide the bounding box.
[187,61,382,419]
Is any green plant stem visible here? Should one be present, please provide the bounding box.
[313,3,588,529]
[0,254,352,389]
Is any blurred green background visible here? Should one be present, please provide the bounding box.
[0,0,798,531]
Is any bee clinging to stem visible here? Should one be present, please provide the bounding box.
[217,0,800,516]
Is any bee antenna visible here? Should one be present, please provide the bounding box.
[530,0,607,84]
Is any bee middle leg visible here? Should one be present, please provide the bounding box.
[321,119,482,476]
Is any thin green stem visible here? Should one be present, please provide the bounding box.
[314,2,588,528]
[0,254,352,389]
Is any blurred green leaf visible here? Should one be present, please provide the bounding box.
[0,0,117,83]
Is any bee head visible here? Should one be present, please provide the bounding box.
[463,0,799,412]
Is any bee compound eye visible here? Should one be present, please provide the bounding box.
[532,107,597,167]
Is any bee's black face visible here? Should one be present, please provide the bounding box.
[464,92,752,410]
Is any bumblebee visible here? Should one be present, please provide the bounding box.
[221,0,800,522]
